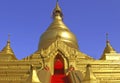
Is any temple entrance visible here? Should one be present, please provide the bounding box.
[54,54,64,74]
[51,54,69,83]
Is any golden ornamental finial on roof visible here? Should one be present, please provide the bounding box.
[52,0,63,20]
[7,34,11,46]
[106,33,111,45]
[105,33,115,52]
[106,33,109,43]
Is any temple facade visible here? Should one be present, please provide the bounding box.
[0,2,120,83]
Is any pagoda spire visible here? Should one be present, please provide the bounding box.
[6,34,11,49]
[2,34,14,54]
[105,33,116,53]
[100,33,116,60]
[52,0,63,20]
[0,35,17,60]
[106,33,109,42]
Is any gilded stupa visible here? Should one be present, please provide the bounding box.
[38,2,79,50]
[0,1,120,83]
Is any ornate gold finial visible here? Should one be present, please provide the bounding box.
[105,33,111,46]
[106,33,108,41]
[105,33,113,49]
[106,33,109,43]
[52,0,63,20]
[5,34,11,50]
[7,34,10,44]
[106,33,110,47]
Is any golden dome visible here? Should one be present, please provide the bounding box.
[38,2,79,50]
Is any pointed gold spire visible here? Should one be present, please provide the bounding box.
[104,33,116,53]
[0,35,17,60]
[106,33,109,42]
[52,0,63,20]
[100,33,116,60]
[105,40,116,53]
[1,34,14,54]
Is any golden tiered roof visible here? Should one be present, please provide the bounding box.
[38,1,79,50]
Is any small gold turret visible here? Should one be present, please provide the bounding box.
[104,40,116,53]
[84,64,96,81]
[83,64,99,83]
[0,35,17,60]
[38,1,79,50]
[1,40,14,54]
[100,33,117,60]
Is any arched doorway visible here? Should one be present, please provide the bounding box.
[54,54,64,75]
[51,54,69,83]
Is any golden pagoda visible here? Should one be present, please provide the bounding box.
[0,1,120,83]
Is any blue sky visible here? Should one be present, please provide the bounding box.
[0,0,120,59]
